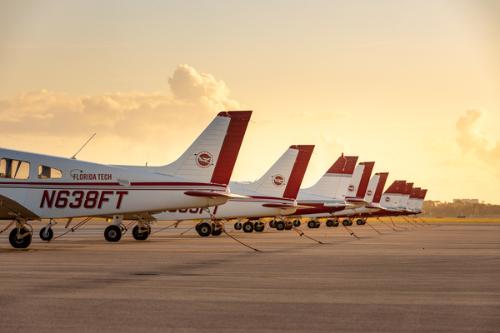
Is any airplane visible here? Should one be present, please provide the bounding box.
[355,180,421,219]
[406,188,428,215]
[0,110,251,249]
[152,145,314,236]
[289,156,375,229]
[326,171,389,226]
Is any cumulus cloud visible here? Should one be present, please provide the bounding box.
[0,64,240,138]
[456,110,500,166]
[169,64,239,110]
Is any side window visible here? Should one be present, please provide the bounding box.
[0,158,30,179]
[38,165,63,179]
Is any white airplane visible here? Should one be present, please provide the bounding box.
[334,179,428,221]
[0,110,252,249]
[152,145,314,236]
[328,172,389,225]
[406,188,427,215]
[290,156,375,228]
[359,179,410,218]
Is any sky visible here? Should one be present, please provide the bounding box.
[0,0,499,203]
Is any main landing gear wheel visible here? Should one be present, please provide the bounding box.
[284,221,293,230]
[326,219,334,227]
[132,225,151,241]
[275,221,285,231]
[39,227,54,241]
[243,221,254,233]
[292,219,301,227]
[269,220,277,228]
[356,219,364,225]
[234,222,242,230]
[9,227,32,249]
[254,222,265,232]
[342,219,353,226]
[212,224,223,236]
[197,222,212,237]
[308,221,320,228]
[104,225,122,242]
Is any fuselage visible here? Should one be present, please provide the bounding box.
[0,148,229,219]
[153,181,297,221]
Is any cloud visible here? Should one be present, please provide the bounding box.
[0,64,240,138]
[456,109,500,166]
[169,64,239,110]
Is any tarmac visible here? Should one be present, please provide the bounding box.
[0,220,499,332]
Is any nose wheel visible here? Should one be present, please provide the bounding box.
[254,221,265,232]
[132,225,151,241]
[39,227,54,241]
[9,225,32,249]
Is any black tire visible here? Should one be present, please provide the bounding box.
[284,222,293,230]
[269,220,276,228]
[307,221,316,229]
[326,220,334,227]
[39,227,54,241]
[9,227,32,249]
[104,225,122,242]
[315,221,321,228]
[254,222,265,232]
[276,221,285,231]
[342,219,350,226]
[234,222,242,230]
[356,219,364,225]
[243,221,254,233]
[132,225,150,241]
[212,224,223,236]
[197,222,212,237]
[293,219,301,227]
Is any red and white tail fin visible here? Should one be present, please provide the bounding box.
[364,172,389,204]
[400,182,414,209]
[416,188,428,212]
[243,145,314,199]
[161,111,251,184]
[304,154,358,198]
[372,172,389,204]
[407,186,421,211]
[345,161,375,199]
[380,180,407,209]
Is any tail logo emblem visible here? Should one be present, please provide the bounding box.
[348,185,355,192]
[196,151,213,168]
[272,175,285,186]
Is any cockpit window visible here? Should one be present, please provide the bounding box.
[38,165,63,179]
[0,158,30,179]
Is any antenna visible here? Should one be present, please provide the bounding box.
[71,133,96,160]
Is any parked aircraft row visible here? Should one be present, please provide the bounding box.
[0,110,427,249]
